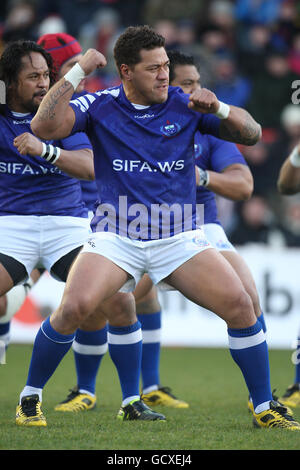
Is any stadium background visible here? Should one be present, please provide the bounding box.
[1,0,300,351]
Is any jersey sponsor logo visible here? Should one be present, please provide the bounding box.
[160,120,181,137]
[13,119,32,125]
[134,113,155,119]
[0,161,63,175]
[112,159,184,173]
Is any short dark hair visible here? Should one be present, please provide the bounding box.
[0,40,54,88]
[167,50,195,83]
[113,25,165,77]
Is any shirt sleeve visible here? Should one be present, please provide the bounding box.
[59,131,93,151]
[208,135,247,172]
[69,92,97,134]
[197,113,221,138]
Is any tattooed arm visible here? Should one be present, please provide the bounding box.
[31,49,107,140]
[188,89,262,146]
[219,105,262,146]
[31,79,75,140]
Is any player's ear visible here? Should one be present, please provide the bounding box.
[120,64,133,81]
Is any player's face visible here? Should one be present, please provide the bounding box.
[171,64,201,94]
[59,53,84,93]
[10,52,50,113]
[127,47,169,105]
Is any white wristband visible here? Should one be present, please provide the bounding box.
[40,143,61,164]
[290,146,300,167]
[214,101,230,119]
[64,63,86,90]
[41,142,47,157]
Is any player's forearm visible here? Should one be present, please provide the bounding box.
[278,145,300,195]
[55,148,95,180]
[31,78,74,140]
[219,106,262,146]
[206,169,253,201]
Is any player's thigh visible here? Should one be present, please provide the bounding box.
[64,252,130,308]
[133,274,154,302]
[52,252,131,330]
[133,274,160,313]
[164,248,255,325]
[0,262,14,296]
[221,250,261,314]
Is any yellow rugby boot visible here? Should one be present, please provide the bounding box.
[279,384,300,408]
[252,400,300,431]
[142,386,189,409]
[248,390,293,416]
[54,386,96,412]
[16,394,47,427]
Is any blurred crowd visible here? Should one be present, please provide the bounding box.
[1,0,300,247]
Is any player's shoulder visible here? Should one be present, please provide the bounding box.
[70,85,122,111]
[168,86,190,104]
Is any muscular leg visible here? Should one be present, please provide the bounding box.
[221,250,266,332]
[134,278,162,394]
[20,253,147,411]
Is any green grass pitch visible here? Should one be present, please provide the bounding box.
[0,344,299,451]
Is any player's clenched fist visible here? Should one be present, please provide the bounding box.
[78,49,107,76]
[188,88,220,114]
[13,132,43,156]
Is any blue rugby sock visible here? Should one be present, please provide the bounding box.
[294,333,300,384]
[228,320,272,413]
[23,317,75,391]
[73,326,108,395]
[137,311,161,393]
[257,312,267,333]
[108,321,142,405]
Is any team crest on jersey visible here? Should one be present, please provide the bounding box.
[160,120,181,137]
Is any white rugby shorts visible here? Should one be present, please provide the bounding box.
[81,229,213,291]
[202,223,236,252]
[0,215,91,280]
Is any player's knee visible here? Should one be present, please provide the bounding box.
[58,295,93,331]
[225,288,255,328]
[136,293,161,314]
[104,292,136,326]
[245,285,261,316]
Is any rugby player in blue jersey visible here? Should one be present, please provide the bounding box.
[35,33,158,421]
[135,50,269,413]
[18,25,300,430]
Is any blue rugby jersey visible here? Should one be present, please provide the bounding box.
[80,180,98,212]
[195,132,247,225]
[0,105,91,217]
[70,85,221,240]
